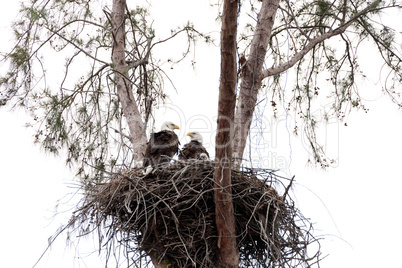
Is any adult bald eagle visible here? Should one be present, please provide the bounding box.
[143,121,180,168]
[178,132,209,161]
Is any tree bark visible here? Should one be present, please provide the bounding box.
[214,0,239,267]
[232,0,280,166]
[111,0,147,164]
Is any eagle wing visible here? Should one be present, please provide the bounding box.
[179,141,209,160]
[144,130,179,167]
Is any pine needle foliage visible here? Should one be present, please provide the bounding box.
[238,0,402,167]
[0,0,209,183]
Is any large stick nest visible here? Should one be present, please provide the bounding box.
[69,160,321,267]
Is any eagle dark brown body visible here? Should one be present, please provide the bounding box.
[143,123,180,168]
[179,135,209,161]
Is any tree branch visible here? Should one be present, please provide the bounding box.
[261,3,384,80]
[111,0,147,164]
[233,0,280,165]
[35,18,108,65]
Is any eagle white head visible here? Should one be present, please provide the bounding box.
[187,131,203,144]
[199,153,209,160]
[161,121,180,131]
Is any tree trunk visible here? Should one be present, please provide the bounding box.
[111,0,147,165]
[232,0,280,166]
[111,1,165,267]
[214,0,239,267]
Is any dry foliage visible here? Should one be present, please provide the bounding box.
[64,160,321,267]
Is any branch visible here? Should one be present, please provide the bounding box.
[356,17,402,63]
[110,126,131,140]
[233,0,280,164]
[44,23,109,66]
[282,175,295,200]
[260,3,381,79]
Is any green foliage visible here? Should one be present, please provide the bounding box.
[9,46,30,69]
[1,0,401,174]
[0,0,206,183]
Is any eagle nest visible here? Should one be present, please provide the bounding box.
[67,160,321,267]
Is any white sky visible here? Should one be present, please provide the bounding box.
[1,1,402,267]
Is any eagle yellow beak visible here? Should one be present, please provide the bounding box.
[187,132,194,137]
[173,124,180,130]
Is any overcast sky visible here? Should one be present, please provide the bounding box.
[1,1,402,267]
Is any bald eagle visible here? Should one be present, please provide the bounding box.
[143,121,180,168]
[178,132,209,161]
